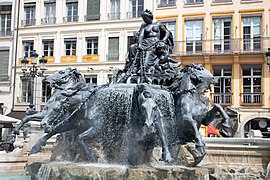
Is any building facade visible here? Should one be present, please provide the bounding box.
[9,0,270,138]
[155,0,270,137]
[0,0,18,115]
[13,0,154,112]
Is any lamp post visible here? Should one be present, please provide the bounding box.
[21,50,47,110]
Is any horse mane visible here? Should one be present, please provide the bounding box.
[180,63,204,83]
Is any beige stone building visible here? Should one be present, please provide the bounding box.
[155,0,270,137]
[0,0,18,115]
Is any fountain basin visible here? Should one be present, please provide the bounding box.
[26,162,209,180]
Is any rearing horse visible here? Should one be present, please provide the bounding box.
[172,64,230,159]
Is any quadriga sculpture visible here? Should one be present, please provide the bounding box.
[6,64,230,166]
[3,9,231,166]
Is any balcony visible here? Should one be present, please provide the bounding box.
[107,54,119,61]
[184,0,204,5]
[212,93,232,105]
[41,17,56,24]
[172,37,270,56]
[241,93,262,105]
[84,14,100,21]
[157,0,177,8]
[21,19,36,26]
[63,16,79,23]
[108,12,121,20]
[0,31,12,36]
[126,11,141,19]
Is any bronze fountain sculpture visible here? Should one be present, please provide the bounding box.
[3,9,230,168]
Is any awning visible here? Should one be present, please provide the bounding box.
[0,114,20,124]
[6,111,26,120]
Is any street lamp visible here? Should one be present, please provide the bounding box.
[265,48,270,70]
[21,50,47,110]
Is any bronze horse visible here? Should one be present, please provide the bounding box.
[6,65,230,166]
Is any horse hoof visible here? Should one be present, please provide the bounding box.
[160,153,173,163]
[220,125,231,137]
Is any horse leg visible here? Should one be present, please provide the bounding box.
[77,127,98,162]
[202,104,230,137]
[184,115,206,156]
[13,112,44,135]
[29,131,56,155]
[154,110,172,163]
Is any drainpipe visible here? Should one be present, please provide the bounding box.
[11,0,21,111]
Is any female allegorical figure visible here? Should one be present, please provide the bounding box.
[137,9,173,74]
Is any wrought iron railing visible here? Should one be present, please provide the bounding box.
[241,93,262,105]
[157,0,177,7]
[107,54,119,61]
[41,17,56,24]
[212,93,232,105]
[84,14,100,21]
[63,16,79,23]
[0,75,10,82]
[21,19,36,26]
[17,96,31,103]
[171,37,270,56]
[107,12,121,20]
[126,11,141,19]
[0,31,12,36]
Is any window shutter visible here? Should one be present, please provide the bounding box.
[87,0,100,19]
[109,37,119,55]
[0,50,9,75]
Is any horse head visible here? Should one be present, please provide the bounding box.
[180,64,217,95]
[43,67,85,90]
[137,84,158,127]
[40,95,70,133]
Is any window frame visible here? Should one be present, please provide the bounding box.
[64,38,77,56]
[86,37,99,55]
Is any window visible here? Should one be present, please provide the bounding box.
[86,37,98,55]
[64,38,77,56]
[0,49,9,82]
[127,35,136,50]
[42,78,52,103]
[184,0,203,5]
[86,0,100,21]
[161,21,176,40]
[0,5,12,36]
[23,40,34,57]
[85,75,97,84]
[42,2,56,24]
[23,3,36,26]
[109,0,120,20]
[212,65,232,105]
[20,77,32,103]
[43,40,54,57]
[65,1,78,22]
[108,37,119,61]
[128,0,144,18]
[213,17,232,53]
[242,65,262,104]
[242,16,261,52]
[158,0,177,7]
[185,19,203,54]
